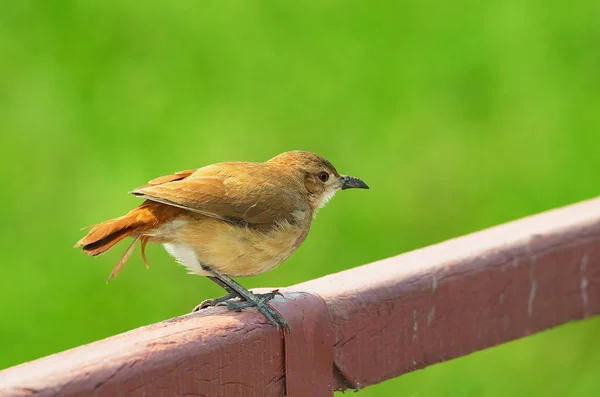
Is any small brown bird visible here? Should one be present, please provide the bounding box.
[75,150,368,331]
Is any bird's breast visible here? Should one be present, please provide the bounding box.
[156,213,311,277]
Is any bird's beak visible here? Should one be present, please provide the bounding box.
[341,175,369,190]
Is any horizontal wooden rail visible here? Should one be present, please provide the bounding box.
[1,198,600,396]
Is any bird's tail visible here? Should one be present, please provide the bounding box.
[75,202,160,281]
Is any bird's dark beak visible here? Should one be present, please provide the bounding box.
[341,175,369,190]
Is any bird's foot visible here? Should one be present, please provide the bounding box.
[216,291,282,311]
[217,291,290,332]
[192,292,240,312]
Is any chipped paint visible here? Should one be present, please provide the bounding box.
[580,254,589,317]
[412,309,418,341]
[527,256,537,317]
[427,306,435,326]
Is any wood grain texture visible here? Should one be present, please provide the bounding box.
[2,197,600,396]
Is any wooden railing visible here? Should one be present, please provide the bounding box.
[1,198,599,397]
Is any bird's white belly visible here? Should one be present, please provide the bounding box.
[163,242,210,276]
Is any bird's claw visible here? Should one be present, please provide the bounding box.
[216,292,290,332]
[192,292,240,312]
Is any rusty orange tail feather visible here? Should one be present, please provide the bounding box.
[75,201,176,280]
[106,235,140,283]
[140,236,151,269]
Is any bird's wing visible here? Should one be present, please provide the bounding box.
[136,169,197,189]
[130,166,306,229]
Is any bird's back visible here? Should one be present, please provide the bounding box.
[137,160,314,277]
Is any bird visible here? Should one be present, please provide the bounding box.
[74,150,368,331]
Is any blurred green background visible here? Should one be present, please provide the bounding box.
[1,1,599,396]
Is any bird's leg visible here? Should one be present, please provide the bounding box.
[192,277,243,311]
[200,267,290,332]
[194,277,285,311]
[217,291,283,310]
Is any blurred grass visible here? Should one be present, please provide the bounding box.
[1,1,599,396]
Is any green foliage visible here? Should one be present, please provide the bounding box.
[1,1,599,395]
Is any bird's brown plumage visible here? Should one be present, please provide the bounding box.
[131,161,309,229]
[75,150,367,282]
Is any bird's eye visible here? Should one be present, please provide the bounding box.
[317,171,329,182]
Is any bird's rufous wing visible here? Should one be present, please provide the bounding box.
[130,168,304,229]
[135,169,197,189]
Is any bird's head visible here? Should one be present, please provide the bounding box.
[268,150,369,210]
